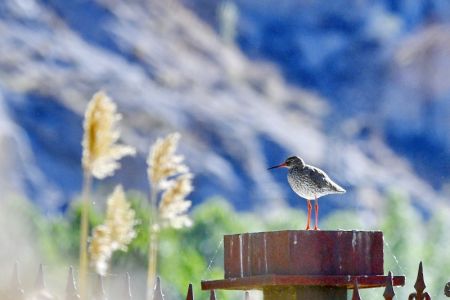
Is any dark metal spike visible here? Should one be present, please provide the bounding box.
[409,262,432,300]
[93,274,107,300]
[414,261,426,293]
[445,282,450,297]
[122,272,132,300]
[35,264,45,289]
[65,266,80,300]
[351,279,361,300]
[153,277,164,300]
[9,262,25,300]
[383,271,395,300]
[185,283,193,300]
[244,291,250,300]
[209,290,216,300]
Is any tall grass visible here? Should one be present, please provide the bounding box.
[80,91,135,299]
[80,94,193,299]
[146,133,193,300]
[89,185,137,276]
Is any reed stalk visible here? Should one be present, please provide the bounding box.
[79,171,92,300]
[79,91,135,299]
[145,133,193,300]
[146,187,159,300]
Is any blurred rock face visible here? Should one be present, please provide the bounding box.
[184,0,450,187]
[0,0,447,216]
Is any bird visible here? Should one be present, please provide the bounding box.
[268,156,345,230]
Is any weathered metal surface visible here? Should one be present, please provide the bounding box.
[186,283,194,300]
[9,262,25,300]
[263,286,347,300]
[408,262,431,300]
[29,264,57,299]
[201,274,405,290]
[209,290,216,300]
[65,266,80,300]
[153,277,164,300]
[35,264,45,289]
[445,282,450,297]
[383,271,395,300]
[224,230,383,278]
[122,272,132,300]
[93,274,106,300]
[352,279,361,300]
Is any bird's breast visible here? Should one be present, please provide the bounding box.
[287,169,318,199]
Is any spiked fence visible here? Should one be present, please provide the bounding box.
[5,262,450,299]
[350,262,444,300]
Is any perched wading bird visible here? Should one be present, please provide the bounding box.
[268,156,346,230]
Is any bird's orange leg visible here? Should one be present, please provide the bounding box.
[305,200,312,230]
[314,196,320,230]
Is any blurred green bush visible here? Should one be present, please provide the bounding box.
[18,192,450,299]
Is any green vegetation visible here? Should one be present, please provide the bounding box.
[14,192,450,299]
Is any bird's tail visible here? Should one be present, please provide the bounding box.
[333,183,346,193]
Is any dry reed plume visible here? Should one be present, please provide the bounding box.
[89,185,137,276]
[146,132,193,300]
[159,173,193,229]
[79,91,135,299]
[147,132,188,187]
[89,225,112,276]
[82,91,136,179]
[104,185,137,251]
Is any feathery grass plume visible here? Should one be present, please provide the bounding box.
[82,91,136,179]
[159,173,193,229]
[147,133,188,187]
[89,185,137,276]
[146,132,194,300]
[105,185,137,251]
[89,225,112,276]
[79,91,135,299]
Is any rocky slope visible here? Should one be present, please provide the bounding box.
[0,0,447,220]
[183,0,450,190]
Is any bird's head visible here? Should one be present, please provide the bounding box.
[268,156,305,170]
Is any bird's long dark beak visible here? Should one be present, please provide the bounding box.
[268,163,287,170]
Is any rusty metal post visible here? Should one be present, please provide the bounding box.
[202,230,404,299]
[186,283,194,300]
[408,262,431,300]
[351,279,361,300]
[209,290,216,300]
[383,271,395,300]
[263,286,346,300]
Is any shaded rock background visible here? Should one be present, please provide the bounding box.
[0,0,449,221]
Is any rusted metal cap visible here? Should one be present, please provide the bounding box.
[224,230,383,278]
[202,230,405,292]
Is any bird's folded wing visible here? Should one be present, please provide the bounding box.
[307,166,330,187]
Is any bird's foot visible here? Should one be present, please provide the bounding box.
[305,225,311,230]
[313,226,320,230]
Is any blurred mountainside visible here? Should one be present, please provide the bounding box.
[183,0,450,188]
[0,0,448,218]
